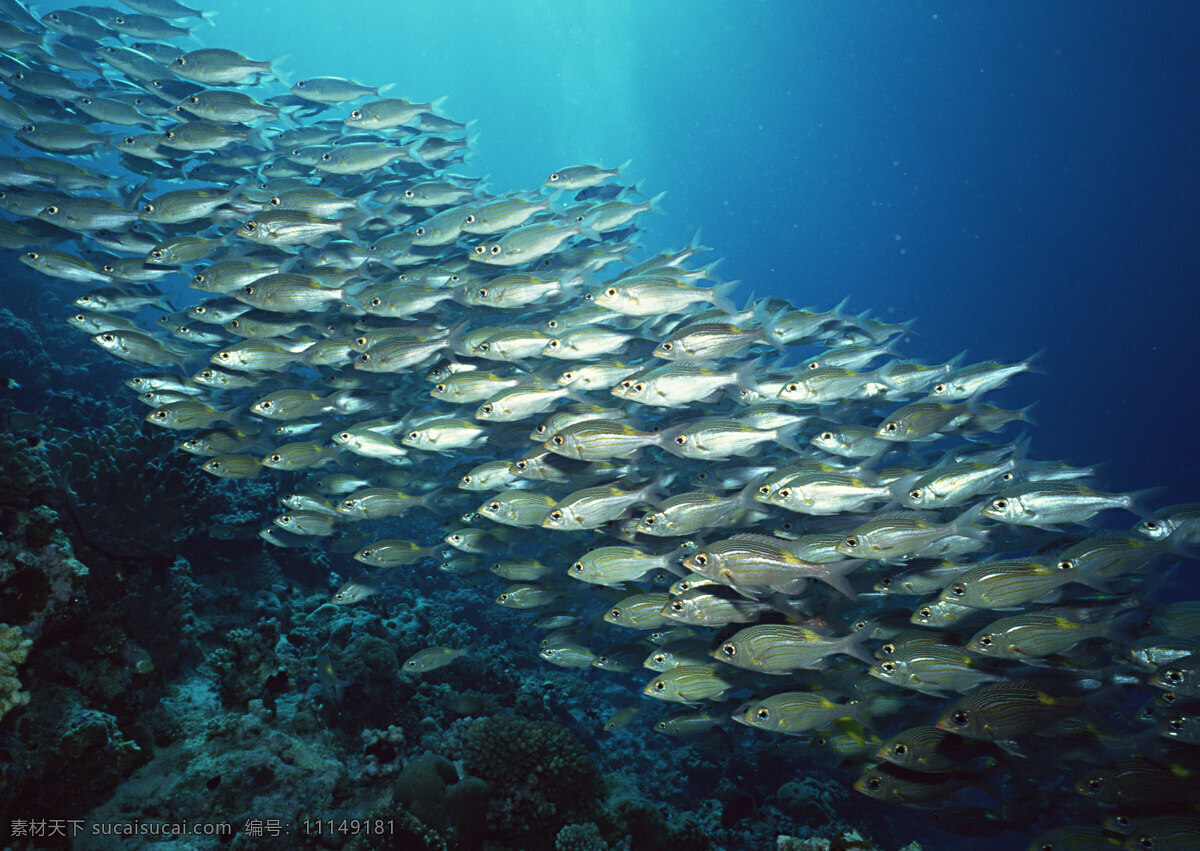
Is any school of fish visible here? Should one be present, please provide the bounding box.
[4,1,1200,847]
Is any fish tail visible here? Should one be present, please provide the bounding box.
[710,280,739,314]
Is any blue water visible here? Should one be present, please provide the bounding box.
[206,0,1200,505]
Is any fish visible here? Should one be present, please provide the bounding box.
[402,647,469,673]
[330,579,378,605]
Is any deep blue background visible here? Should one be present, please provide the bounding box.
[204,0,1200,504]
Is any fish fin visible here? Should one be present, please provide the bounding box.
[822,559,860,601]
[710,280,739,314]
[269,55,292,86]
[838,628,874,664]
[772,421,806,455]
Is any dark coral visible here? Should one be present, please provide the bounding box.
[458,713,605,851]
[43,420,220,562]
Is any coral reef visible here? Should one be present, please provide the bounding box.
[44,421,221,562]
[0,624,31,724]
[454,713,605,850]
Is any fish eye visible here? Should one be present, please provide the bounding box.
[269,454,282,462]
[1144,521,1160,530]
[268,196,282,207]
[350,109,362,119]
[778,487,792,499]
[951,711,969,727]
[218,351,231,360]
[694,554,708,567]
[242,285,255,295]
[633,382,645,392]
[152,410,167,420]
[881,642,896,655]
[610,607,622,619]
[820,431,834,442]
[549,173,560,181]
[652,680,665,692]
[473,245,486,255]
[464,214,476,224]
[243,221,258,232]
[101,333,115,343]
[1056,559,1075,570]
[489,245,502,255]
[785,383,799,393]
[21,124,34,133]
[978,635,993,647]
[481,404,493,414]
[883,422,898,433]
[25,251,39,261]
[642,515,656,526]
[864,777,881,791]
[408,431,419,440]
[570,562,583,573]
[1169,718,1185,731]
[909,489,922,501]
[163,130,174,139]
[1001,472,1015,481]
[674,435,687,445]
[880,661,896,673]
[604,287,618,298]
[549,510,563,521]
[44,205,58,215]
[721,642,737,657]
[917,607,933,620]
[123,136,135,145]
[843,536,859,549]
[1086,777,1103,794]
[338,432,350,441]
[320,153,332,161]
[950,583,966,596]
[230,320,241,329]
[150,250,164,261]
[892,743,907,756]
[552,435,565,446]
[933,383,946,394]
[1165,669,1184,684]
[208,460,221,470]
[754,707,770,721]
[478,343,489,352]
[515,459,528,469]
[991,498,1008,511]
